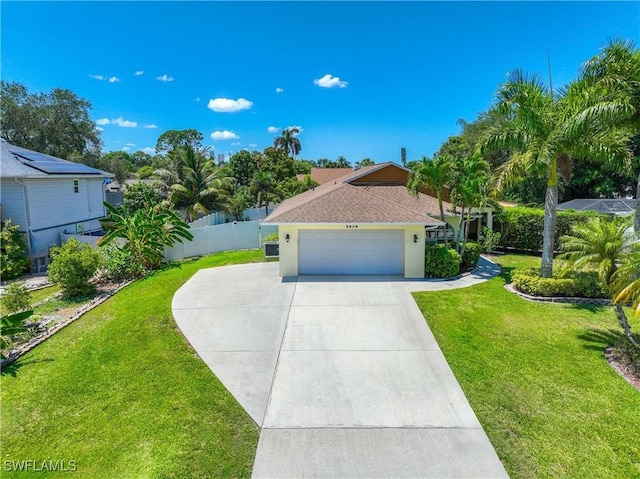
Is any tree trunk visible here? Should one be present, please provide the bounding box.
[614,304,640,349]
[437,194,448,247]
[635,171,639,236]
[455,205,465,252]
[541,160,559,278]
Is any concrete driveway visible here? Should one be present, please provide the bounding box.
[172,259,508,478]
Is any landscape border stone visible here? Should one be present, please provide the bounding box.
[504,282,612,306]
[1,280,133,367]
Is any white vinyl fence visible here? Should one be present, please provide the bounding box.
[186,206,277,229]
[164,220,278,262]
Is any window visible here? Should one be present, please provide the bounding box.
[73,179,79,194]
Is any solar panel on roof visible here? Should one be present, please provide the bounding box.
[10,150,101,175]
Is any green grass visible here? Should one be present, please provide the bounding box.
[1,250,265,478]
[413,254,640,479]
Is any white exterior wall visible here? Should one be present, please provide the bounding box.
[0,180,29,232]
[277,224,426,279]
[26,177,106,231]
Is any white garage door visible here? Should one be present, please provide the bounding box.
[298,229,404,275]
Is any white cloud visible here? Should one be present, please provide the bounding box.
[156,74,174,82]
[135,71,144,76]
[95,118,111,125]
[89,74,104,80]
[207,97,253,113]
[314,74,348,88]
[142,147,155,155]
[194,97,201,102]
[211,130,239,140]
[96,127,104,132]
[231,142,242,146]
[111,117,138,128]
[287,125,303,135]
[275,87,284,93]
[108,76,121,83]
[122,146,131,152]
[249,143,258,147]
[143,124,158,129]
[267,126,280,134]
[126,143,136,147]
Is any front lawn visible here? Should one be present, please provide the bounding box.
[413,254,640,479]
[1,250,264,478]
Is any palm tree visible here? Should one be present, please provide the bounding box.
[274,127,301,159]
[249,171,281,215]
[613,245,640,322]
[582,39,640,235]
[485,69,635,277]
[156,146,234,222]
[559,217,639,348]
[449,154,491,254]
[407,155,453,245]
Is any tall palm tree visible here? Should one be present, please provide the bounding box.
[407,155,453,245]
[156,146,234,222]
[249,171,282,215]
[485,69,635,277]
[582,39,640,235]
[274,127,301,159]
[559,217,638,348]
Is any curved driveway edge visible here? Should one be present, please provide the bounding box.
[172,257,508,478]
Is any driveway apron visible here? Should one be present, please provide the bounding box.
[172,259,509,478]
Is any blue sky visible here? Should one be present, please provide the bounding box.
[2,1,638,164]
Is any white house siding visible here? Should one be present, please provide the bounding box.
[26,177,106,232]
[0,180,29,232]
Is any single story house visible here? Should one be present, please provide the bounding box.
[263,162,493,278]
[557,198,637,217]
[0,140,113,272]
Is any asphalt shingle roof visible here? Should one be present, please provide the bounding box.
[265,162,448,225]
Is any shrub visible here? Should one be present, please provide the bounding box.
[425,244,461,278]
[2,282,31,314]
[496,207,607,252]
[123,182,163,213]
[0,219,30,280]
[511,268,608,298]
[101,245,146,282]
[48,238,102,297]
[462,242,482,267]
[479,226,501,253]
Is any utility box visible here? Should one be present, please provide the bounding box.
[263,241,279,257]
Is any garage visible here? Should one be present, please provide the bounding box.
[298,229,404,275]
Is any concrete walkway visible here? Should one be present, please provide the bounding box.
[172,257,508,478]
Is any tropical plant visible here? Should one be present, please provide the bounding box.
[449,154,491,255]
[559,216,638,348]
[48,238,102,297]
[274,127,301,159]
[485,68,635,278]
[1,282,31,314]
[613,245,640,320]
[407,155,453,245]
[100,245,146,281]
[479,226,501,253]
[0,219,30,280]
[1,310,32,360]
[156,146,234,222]
[99,200,193,270]
[582,39,640,235]
[123,182,164,213]
[249,171,282,215]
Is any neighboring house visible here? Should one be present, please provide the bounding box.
[263,162,494,278]
[0,140,113,272]
[295,167,354,185]
[557,198,637,217]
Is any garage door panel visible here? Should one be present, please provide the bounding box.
[298,230,404,275]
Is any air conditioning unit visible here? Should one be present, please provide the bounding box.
[263,241,279,257]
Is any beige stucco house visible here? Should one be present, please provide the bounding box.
[264,162,491,278]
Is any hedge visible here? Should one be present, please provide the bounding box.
[495,206,607,253]
[511,268,609,298]
[425,244,461,278]
[461,242,482,267]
